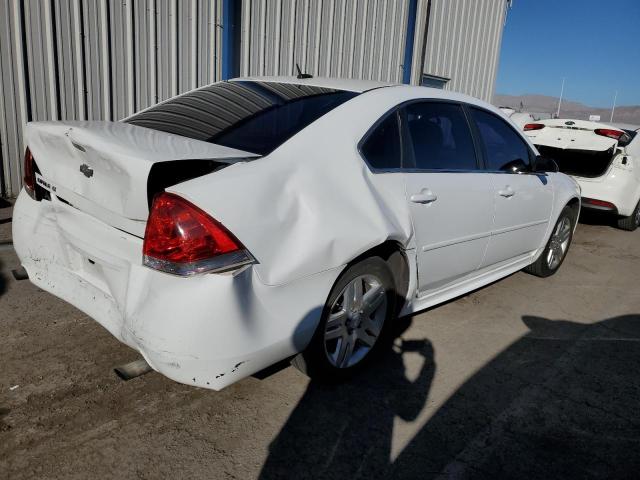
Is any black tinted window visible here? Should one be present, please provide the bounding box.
[404,102,477,170]
[126,81,358,155]
[361,112,402,170]
[470,108,531,172]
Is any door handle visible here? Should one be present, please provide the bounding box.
[498,186,515,198]
[410,189,438,204]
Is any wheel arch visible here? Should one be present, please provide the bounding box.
[343,240,411,316]
[292,240,413,377]
[566,196,581,222]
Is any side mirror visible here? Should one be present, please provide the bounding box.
[534,155,559,173]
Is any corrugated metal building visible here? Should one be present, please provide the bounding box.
[422,0,508,100]
[0,0,509,198]
[0,0,224,198]
[238,0,509,97]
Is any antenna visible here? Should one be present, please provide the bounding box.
[556,77,565,118]
[295,63,313,80]
[610,90,618,122]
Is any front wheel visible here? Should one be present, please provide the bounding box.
[616,199,640,231]
[525,205,576,278]
[292,256,396,381]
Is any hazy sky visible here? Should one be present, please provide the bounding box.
[495,0,640,107]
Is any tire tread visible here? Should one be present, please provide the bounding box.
[616,201,640,231]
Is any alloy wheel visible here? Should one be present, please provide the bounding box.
[323,274,388,368]
[546,216,572,270]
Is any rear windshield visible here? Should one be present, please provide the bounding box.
[125,81,358,155]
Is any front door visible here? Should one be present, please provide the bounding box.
[468,107,554,267]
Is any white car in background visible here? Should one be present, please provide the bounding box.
[499,107,536,130]
[13,77,580,390]
[525,119,640,230]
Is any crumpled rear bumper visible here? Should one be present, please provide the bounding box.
[12,192,340,390]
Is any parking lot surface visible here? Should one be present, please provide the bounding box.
[1,204,639,479]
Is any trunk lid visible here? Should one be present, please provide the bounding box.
[25,121,257,231]
[526,119,619,151]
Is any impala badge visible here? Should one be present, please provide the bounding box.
[80,163,94,178]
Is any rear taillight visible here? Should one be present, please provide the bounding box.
[143,192,255,276]
[524,123,545,131]
[23,147,36,198]
[594,128,624,140]
[582,198,616,210]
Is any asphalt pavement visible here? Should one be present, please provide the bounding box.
[1,205,639,479]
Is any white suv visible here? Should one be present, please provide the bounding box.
[525,119,640,230]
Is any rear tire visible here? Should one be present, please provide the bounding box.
[525,205,576,278]
[292,256,396,381]
[616,200,640,231]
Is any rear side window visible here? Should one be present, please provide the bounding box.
[470,108,532,172]
[125,81,358,156]
[403,102,478,170]
[360,112,402,170]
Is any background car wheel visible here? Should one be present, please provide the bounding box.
[616,200,640,231]
[292,256,397,381]
[525,205,576,278]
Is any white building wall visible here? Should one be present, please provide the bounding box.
[422,0,508,101]
[239,0,412,82]
[239,0,509,103]
[0,0,223,198]
[1,0,508,198]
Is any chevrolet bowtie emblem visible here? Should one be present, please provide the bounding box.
[80,163,94,178]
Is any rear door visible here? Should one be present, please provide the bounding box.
[400,101,494,293]
[468,107,554,267]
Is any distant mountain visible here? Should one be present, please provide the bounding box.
[493,94,640,126]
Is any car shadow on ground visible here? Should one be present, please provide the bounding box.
[0,408,11,433]
[0,258,7,299]
[258,314,640,479]
[578,209,618,228]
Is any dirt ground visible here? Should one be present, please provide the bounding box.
[1,202,639,479]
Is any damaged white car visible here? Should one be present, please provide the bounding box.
[14,77,580,390]
[525,119,640,230]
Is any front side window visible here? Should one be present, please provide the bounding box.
[360,112,402,170]
[403,102,478,170]
[125,81,359,156]
[470,108,532,172]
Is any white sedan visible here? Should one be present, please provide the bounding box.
[525,119,640,230]
[13,77,580,390]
